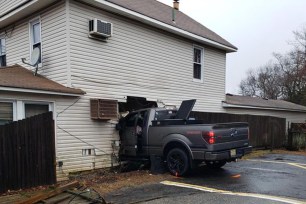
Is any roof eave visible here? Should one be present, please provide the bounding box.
[79,0,237,53]
[0,86,85,97]
[0,0,55,29]
[222,102,306,113]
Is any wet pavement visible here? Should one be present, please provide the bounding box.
[106,153,306,204]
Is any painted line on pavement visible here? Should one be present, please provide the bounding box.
[242,167,285,173]
[161,181,306,204]
[247,159,306,170]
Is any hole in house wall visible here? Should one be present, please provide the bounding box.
[119,96,157,113]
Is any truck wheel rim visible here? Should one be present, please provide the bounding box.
[168,153,185,175]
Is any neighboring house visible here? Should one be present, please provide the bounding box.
[223,94,306,130]
[0,0,237,180]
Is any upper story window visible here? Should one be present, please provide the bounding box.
[29,18,42,64]
[0,38,6,67]
[193,46,204,82]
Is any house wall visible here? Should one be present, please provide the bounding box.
[224,108,306,130]
[0,0,28,15]
[68,1,226,111]
[0,91,116,181]
[0,0,229,176]
[0,1,69,86]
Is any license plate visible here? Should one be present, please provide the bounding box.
[230,149,236,157]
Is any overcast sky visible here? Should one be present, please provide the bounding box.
[157,0,306,94]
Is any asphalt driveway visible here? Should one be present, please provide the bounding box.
[106,153,306,204]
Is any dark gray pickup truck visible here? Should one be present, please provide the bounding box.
[117,100,252,176]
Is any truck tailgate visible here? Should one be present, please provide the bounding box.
[212,122,249,144]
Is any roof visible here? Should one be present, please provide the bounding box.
[0,65,85,96]
[223,94,306,112]
[106,0,237,51]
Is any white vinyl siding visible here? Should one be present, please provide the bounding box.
[0,0,228,178]
[68,1,226,112]
[0,0,28,16]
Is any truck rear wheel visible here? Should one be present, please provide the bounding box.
[166,148,189,176]
[205,160,226,169]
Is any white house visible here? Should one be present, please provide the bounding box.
[0,0,238,180]
[223,94,306,130]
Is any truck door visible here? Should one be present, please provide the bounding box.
[121,112,138,156]
[121,111,148,157]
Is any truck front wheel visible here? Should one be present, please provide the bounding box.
[166,148,189,176]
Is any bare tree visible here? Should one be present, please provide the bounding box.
[239,25,306,105]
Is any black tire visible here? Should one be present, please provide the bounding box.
[166,148,189,176]
[205,160,226,169]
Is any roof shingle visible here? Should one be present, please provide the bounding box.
[224,94,306,112]
[0,65,85,95]
[106,0,237,50]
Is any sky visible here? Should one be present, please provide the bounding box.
[157,0,306,94]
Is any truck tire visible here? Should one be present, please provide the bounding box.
[205,160,226,169]
[166,148,189,176]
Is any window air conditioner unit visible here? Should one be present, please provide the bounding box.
[89,19,113,38]
[90,98,118,120]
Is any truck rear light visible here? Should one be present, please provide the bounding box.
[202,131,215,144]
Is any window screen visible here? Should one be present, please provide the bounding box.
[0,102,13,125]
[25,104,49,118]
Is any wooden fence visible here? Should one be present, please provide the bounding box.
[0,112,56,193]
[191,112,286,148]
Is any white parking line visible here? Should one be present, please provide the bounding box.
[161,181,306,204]
[247,159,306,170]
[242,167,285,173]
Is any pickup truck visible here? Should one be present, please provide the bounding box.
[117,100,252,176]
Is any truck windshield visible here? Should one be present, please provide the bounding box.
[154,110,177,120]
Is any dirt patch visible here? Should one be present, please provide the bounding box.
[68,168,172,196]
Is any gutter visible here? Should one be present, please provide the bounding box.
[0,87,85,97]
[79,0,237,53]
[222,102,306,113]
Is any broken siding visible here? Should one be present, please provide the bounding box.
[0,0,28,16]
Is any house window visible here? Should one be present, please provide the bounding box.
[0,38,6,67]
[25,104,49,118]
[30,19,42,64]
[193,46,203,81]
[0,102,13,125]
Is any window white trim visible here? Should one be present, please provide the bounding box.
[193,45,204,83]
[29,17,42,67]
